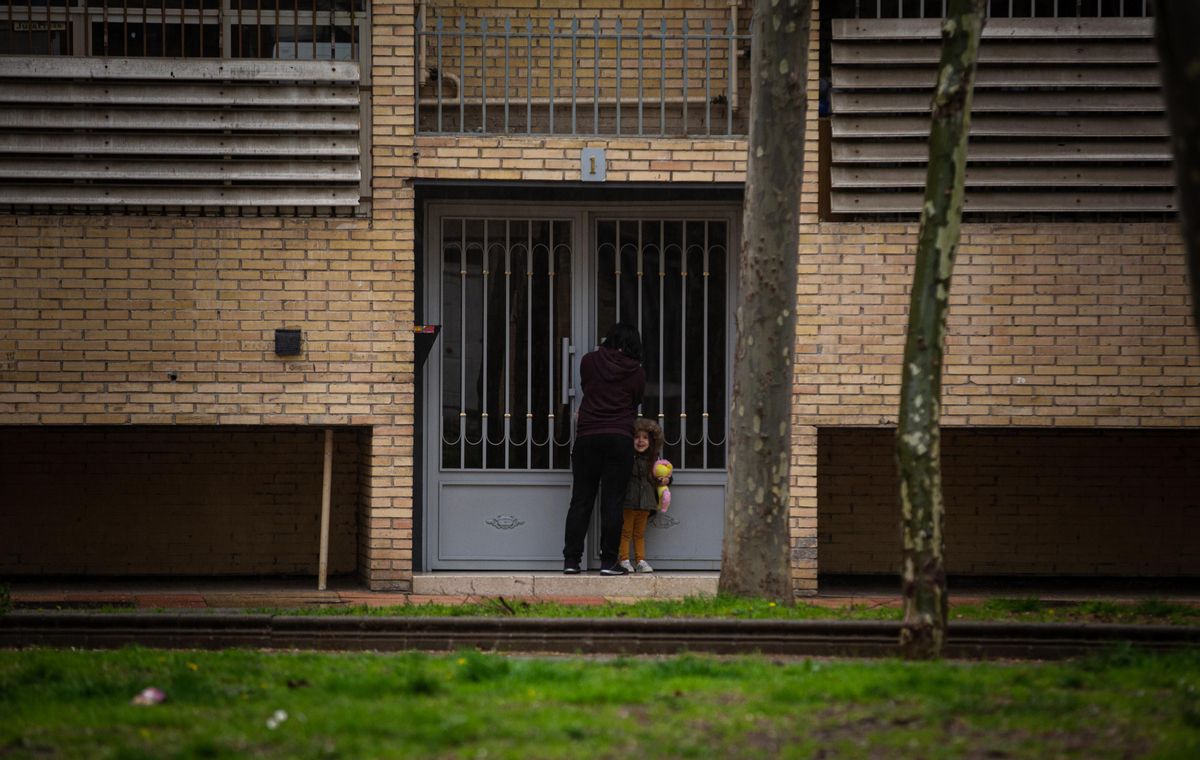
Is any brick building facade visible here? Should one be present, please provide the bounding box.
[1,0,1197,593]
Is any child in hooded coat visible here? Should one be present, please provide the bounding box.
[618,417,670,573]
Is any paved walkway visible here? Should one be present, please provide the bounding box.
[7,575,1200,611]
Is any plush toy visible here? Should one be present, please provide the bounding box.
[652,459,673,511]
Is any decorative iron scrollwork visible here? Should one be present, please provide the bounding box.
[486,514,525,530]
[649,513,679,530]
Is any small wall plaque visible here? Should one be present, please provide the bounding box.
[581,148,606,182]
[274,328,302,356]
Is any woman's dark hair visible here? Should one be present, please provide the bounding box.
[602,322,643,362]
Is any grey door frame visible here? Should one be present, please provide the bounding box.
[421,200,740,571]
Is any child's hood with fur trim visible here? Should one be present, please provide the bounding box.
[633,417,664,459]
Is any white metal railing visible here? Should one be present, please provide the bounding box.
[417,16,750,137]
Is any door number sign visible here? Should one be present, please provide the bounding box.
[581,148,606,182]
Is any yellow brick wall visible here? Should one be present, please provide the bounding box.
[785,0,1200,594]
[0,1,421,590]
[414,135,744,181]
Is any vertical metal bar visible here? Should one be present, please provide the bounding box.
[527,224,535,467]
[657,220,665,438]
[28,0,37,53]
[637,16,644,136]
[503,225,514,469]
[682,19,689,135]
[236,0,242,57]
[481,18,488,132]
[482,224,490,470]
[436,16,443,132]
[571,19,578,134]
[549,18,556,134]
[504,18,511,133]
[678,221,687,468]
[460,219,468,470]
[257,0,263,58]
[526,20,533,134]
[161,0,166,56]
[702,222,710,469]
[327,0,335,60]
[459,15,466,132]
[351,0,358,60]
[614,220,621,316]
[726,19,734,136]
[615,19,622,135]
[311,0,317,59]
[636,220,643,341]
[548,223,556,470]
[660,20,667,135]
[593,20,600,133]
[704,19,712,136]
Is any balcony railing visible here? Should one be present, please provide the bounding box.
[417,16,751,138]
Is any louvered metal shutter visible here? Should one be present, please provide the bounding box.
[829,18,1173,215]
[0,57,362,211]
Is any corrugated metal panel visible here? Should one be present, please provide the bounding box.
[829,18,1172,216]
[0,57,362,210]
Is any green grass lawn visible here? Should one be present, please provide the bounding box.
[2,646,1199,759]
[240,595,1200,626]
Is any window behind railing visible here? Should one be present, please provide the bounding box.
[0,0,365,59]
[830,0,1152,17]
[0,1,369,214]
[417,13,751,137]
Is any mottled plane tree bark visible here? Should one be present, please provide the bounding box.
[1153,2,1200,331]
[718,0,811,602]
[896,0,986,660]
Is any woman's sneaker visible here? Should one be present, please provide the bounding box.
[636,560,654,573]
[599,564,629,576]
[618,559,636,573]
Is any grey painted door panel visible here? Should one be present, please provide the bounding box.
[436,481,571,568]
[619,480,726,570]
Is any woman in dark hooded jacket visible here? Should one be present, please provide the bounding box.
[561,322,646,576]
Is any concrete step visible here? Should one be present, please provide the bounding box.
[411,572,719,599]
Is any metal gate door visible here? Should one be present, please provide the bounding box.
[423,204,734,571]
[592,214,731,570]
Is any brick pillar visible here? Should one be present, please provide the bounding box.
[363,0,419,591]
[789,425,819,595]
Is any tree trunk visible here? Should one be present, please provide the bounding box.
[896,0,986,660]
[1153,2,1200,331]
[718,0,811,602]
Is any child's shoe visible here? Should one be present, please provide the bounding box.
[636,560,654,573]
[618,559,635,573]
